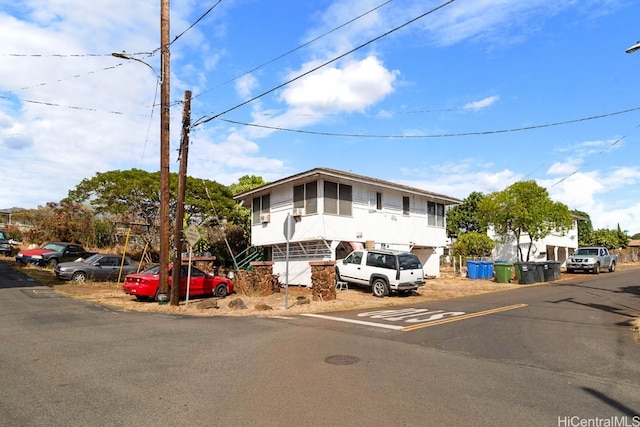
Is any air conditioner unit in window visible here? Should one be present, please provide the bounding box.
[292,207,305,217]
[259,213,270,223]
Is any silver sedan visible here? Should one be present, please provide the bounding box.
[54,253,140,282]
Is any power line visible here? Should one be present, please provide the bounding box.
[1,53,114,58]
[192,0,457,128]
[4,64,124,93]
[171,1,223,48]
[0,94,156,117]
[214,106,640,138]
[549,125,639,188]
[191,0,395,101]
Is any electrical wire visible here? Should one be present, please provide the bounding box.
[172,1,222,47]
[191,0,395,100]
[4,64,124,93]
[139,76,161,168]
[214,106,640,138]
[549,125,639,188]
[149,0,223,56]
[192,0,457,128]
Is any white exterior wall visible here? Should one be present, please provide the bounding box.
[251,181,447,248]
[489,219,579,265]
[249,178,450,286]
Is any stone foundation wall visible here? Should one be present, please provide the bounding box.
[233,261,275,296]
[310,261,336,301]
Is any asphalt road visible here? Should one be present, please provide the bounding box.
[1,260,638,426]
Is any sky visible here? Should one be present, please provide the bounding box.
[1,0,639,235]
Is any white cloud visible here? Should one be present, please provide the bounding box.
[280,56,398,113]
[235,74,258,98]
[463,95,499,111]
[401,160,521,200]
[547,158,582,176]
[599,166,640,190]
[543,165,640,230]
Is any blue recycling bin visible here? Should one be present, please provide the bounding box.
[467,260,480,280]
[481,261,494,279]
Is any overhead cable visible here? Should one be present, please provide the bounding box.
[215,106,640,138]
[191,0,395,100]
[192,0,457,128]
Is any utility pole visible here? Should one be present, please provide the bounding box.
[170,90,192,306]
[158,0,171,299]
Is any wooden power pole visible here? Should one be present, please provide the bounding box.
[158,0,171,300]
[170,91,192,306]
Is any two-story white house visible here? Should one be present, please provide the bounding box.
[489,215,582,266]
[234,168,462,287]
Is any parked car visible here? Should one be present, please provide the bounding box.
[335,249,425,297]
[0,231,11,257]
[15,242,94,267]
[122,264,234,301]
[566,246,618,274]
[54,253,139,282]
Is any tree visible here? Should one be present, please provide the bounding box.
[228,175,266,195]
[64,169,236,245]
[451,232,495,258]
[590,229,619,249]
[11,202,96,246]
[571,209,592,247]
[65,169,161,230]
[479,181,573,262]
[446,191,487,237]
[227,175,269,244]
[616,224,629,248]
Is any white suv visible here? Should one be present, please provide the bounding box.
[335,249,425,297]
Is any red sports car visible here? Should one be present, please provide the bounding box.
[123,264,234,301]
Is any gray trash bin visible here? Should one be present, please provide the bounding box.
[542,262,554,282]
[547,261,561,281]
[517,262,537,284]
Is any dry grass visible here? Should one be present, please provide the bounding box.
[10,260,640,327]
[11,260,521,317]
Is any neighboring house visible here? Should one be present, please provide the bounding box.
[488,216,581,266]
[0,209,11,229]
[234,168,462,287]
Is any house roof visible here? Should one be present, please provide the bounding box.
[234,167,463,205]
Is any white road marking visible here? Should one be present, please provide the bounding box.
[301,313,404,330]
[301,304,528,331]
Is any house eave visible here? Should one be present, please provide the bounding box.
[234,167,462,205]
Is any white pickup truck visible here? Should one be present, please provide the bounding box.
[566,247,617,274]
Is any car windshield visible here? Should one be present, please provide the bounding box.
[0,231,6,240]
[83,254,103,264]
[140,265,160,275]
[398,254,422,270]
[575,248,598,256]
[42,243,65,251]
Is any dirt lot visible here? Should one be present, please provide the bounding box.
[10,260,640,338]
[54,273,524,317]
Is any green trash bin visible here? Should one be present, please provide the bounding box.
[514,263,522,281]
[494,263,513,283]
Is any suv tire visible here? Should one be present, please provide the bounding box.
[372,278,389,298]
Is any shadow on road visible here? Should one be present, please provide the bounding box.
[582,387,638,417]
[0,259,45,289]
